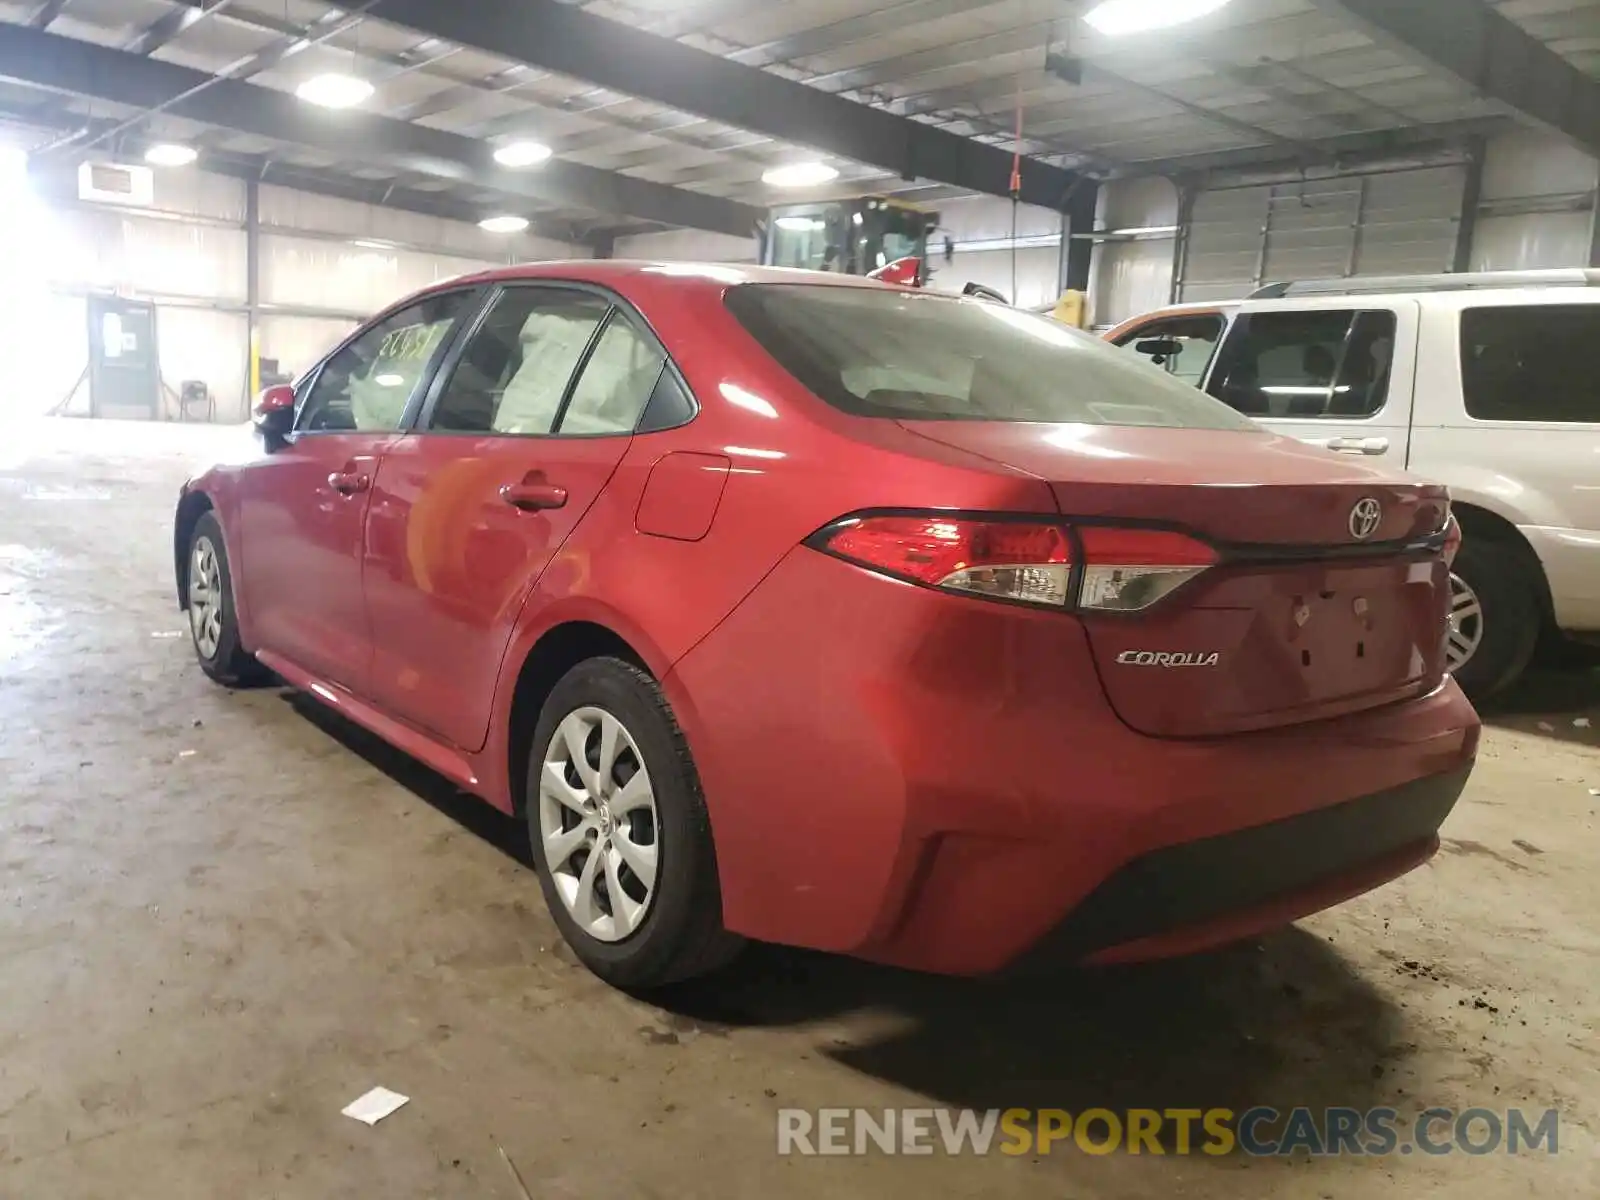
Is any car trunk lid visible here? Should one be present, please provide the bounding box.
[899,421,1451,736]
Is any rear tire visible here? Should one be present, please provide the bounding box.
[186,512,269,687]
[1448,534,1540,701]
[525,656,742,988]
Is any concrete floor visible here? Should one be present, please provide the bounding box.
[1,418,1596,1199]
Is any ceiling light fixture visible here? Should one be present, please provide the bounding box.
[479,215,530,234]
[1084,0,1232,35]
[296,73,375,109]
[761,161,839,189]
[494,140,552,168]
[144,143,198,167]
[774,215,824,232]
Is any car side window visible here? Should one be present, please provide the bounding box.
[297,292,471,433]
[1114,314,1225,388]
[428,289,611,435]
[1461,305,1600,423]
[558,313,668,436]
[1206,309,1396,419]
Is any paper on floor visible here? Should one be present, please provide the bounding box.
[342,1086,410,1125]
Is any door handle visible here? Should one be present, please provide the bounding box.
[500,481,568,511]
[1326,436,1389,456]
[327,470,372,495]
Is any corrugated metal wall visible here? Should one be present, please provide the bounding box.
[0,150,583,422]
[1179,165,1467,302]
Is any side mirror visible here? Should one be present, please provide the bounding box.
[253,384,296,451]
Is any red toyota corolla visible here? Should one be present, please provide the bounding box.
[174,261,1478,987]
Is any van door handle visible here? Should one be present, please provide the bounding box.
[500,481,568,511]
[1327,436,1389,456]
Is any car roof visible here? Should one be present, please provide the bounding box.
[438,259,902,292]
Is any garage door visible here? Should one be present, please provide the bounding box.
[1179,166,1467,303]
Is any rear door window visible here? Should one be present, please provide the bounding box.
[1206,309,1396,419]
[428,289,610,435]
[1461,305,1600,423]
[724,283,1255,430]
[1113,313,1226,387]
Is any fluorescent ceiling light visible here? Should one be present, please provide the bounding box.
[494,140,552,168]
[479,215,529,233]
[352,238,395,250]
[144,143,198,167]
[296,73,375,109]
[774,215,824,231]
[762,161,839,188]
[1084,0,1232,36]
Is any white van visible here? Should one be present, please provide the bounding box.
[1106,270,1600,698]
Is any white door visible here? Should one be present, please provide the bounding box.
[1202,298,1421,469]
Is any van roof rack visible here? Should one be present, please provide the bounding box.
[1249,269,1600,300]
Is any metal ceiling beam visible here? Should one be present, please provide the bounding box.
[368,0,1084,209]
[125,1,241,57]
[724,0,995,69]
[0,96,557,234]
[0,24,760,236]
[1308,0,1600,157]
[1126,116,1513,179]
[27,0,70,30]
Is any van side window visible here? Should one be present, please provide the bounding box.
[1461,305,1600,423]
[1113,314,1225,387]
[1207,310,1396,419]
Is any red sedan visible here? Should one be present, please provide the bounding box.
[174,262,1478,987]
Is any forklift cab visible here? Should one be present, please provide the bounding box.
[762,197,939,281]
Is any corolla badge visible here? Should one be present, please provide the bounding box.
[1116,650,1221,667]
[1349,498,1383,540]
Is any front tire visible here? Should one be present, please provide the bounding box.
[1447,534,1540,701]
[526,657,741,988]
[186,512,268,686]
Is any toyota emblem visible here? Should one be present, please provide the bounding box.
[1349,498,1383,540]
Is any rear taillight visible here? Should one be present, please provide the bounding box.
[1076,526,1219,613]
[811,514,1216,612]
[1442,513,1462,567]
[822,515,1072,607]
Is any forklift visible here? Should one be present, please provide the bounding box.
[760,195,939,282]
[758,193,1088,327]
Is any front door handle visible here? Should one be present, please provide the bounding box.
[328,470,372,495]
[1326,436,1389,456]
[501,481,568,511]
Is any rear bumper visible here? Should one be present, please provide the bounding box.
[1016,764,1468,969]
[670,547,1480,976]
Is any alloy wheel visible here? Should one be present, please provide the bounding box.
[538,706,660,943]
[188,536,224,660]
[1447,572,1484,674]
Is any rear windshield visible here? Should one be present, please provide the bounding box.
[725,283,1258,430]
[1461,305,1600,423]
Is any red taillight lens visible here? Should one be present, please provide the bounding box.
[822,515,1073,607]
[1076,526,1218,612]
[813,515,1217,612]
[1442,513,1462,567]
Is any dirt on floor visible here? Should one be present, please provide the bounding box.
[1,418,1596,1199]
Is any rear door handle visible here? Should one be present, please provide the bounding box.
[327,470,371,494]
[1326,436,1389,456]
[500,481,568,511]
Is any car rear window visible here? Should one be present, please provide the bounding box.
[1461,305,1600,423]
[724,283,1258,430]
